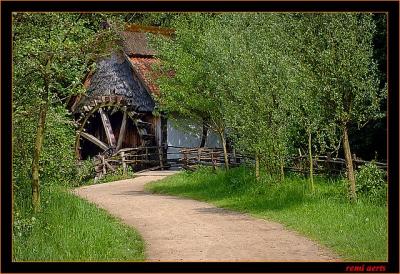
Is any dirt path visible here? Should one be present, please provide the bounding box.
[73,171,340,262]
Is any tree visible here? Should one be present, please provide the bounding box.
[294,13,384,201]
[13,13,118,212]
[281,14,339,192]
[152,13,231,169]
[204,13,296,180]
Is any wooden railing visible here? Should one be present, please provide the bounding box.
[93,145,387,180]
[94,146,166,179]
[179,147,243,168]
[287,155,387,174]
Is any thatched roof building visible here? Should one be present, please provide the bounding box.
[69,24,171,113]
[85,52,155,112]
[69,24,222,175]
[69,25,172,163]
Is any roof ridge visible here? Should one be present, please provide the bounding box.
[124,24,175,37]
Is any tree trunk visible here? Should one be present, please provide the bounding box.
[255,152,260,181]
[199,120,208,148]
[343,125,357,202]
[308,130,315,193]
[31,57,52,213]
[31,95,49,213]
[219,130,229,170]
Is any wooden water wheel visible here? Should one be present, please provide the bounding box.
[74,96,156,175]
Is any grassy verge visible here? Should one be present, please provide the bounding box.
[79,168,136,187]
[13,186,145,262]
[146,166,388,262]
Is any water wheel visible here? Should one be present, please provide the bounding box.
[74,97,155,174]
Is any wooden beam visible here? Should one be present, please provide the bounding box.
[98,107,116,147]
[80,132,109,151]
[121,151,127,175]
[116,111,127,151]
[104,160,116,172]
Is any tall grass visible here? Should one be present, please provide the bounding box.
[13,186,145,262]
[146,166,388,262]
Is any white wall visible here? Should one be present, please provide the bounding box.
[167,118,221,159]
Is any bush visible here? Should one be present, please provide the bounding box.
[96,166,135,184]
[73,159,96,186]
[40,106,77,187]
[355,162,387,205]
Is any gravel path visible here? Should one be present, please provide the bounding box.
[73,171,340,262]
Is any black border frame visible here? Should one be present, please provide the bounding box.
[1,1,399,273]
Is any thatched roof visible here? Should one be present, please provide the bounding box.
[69,25,174,113]
[86,52,155,112]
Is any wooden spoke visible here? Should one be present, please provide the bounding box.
[80,132,109,151]
[116,110,127,151]
[98,107,116,147]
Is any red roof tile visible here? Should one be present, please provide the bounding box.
[129,57,161,96]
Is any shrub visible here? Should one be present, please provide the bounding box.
[96,166,135,184]
[73,159,96,186]
[355,162,387,205]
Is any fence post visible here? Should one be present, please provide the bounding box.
[211,149,215,169]
[101,155,106,175]
[158,146,164,170]
[197,148,201,163]
[121,151,127,175]
[183,151,188,167]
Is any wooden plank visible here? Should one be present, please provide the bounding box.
[116,111,127,151]
[80,132,109,151]
[98,107,116,147]
[121,151,127,175]
[105,160,116,172]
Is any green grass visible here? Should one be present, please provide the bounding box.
[146,166,388,262]
[80,169,136,186]
[13,186,145,262]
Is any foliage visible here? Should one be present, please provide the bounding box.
[101,12,177,28]
[96,167,135,185]
[40,106,78,186]
[208,13,296,175]
[303,13,384,201]
[151,13,225,132]
[74,159,96,186]
[151,13,385,183]
[304,13,383,127]
[151,13,232,168]
[355,162,387,205]
[12,12,119,211]
[13,187,145,261]
[152,13,301,175]
[147,167,388,261]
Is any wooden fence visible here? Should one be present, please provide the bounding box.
[286,155,387,174]
[177,148,387,174]
[94,146,166,179]
[179,147,243,168]
[92,145,387,180]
